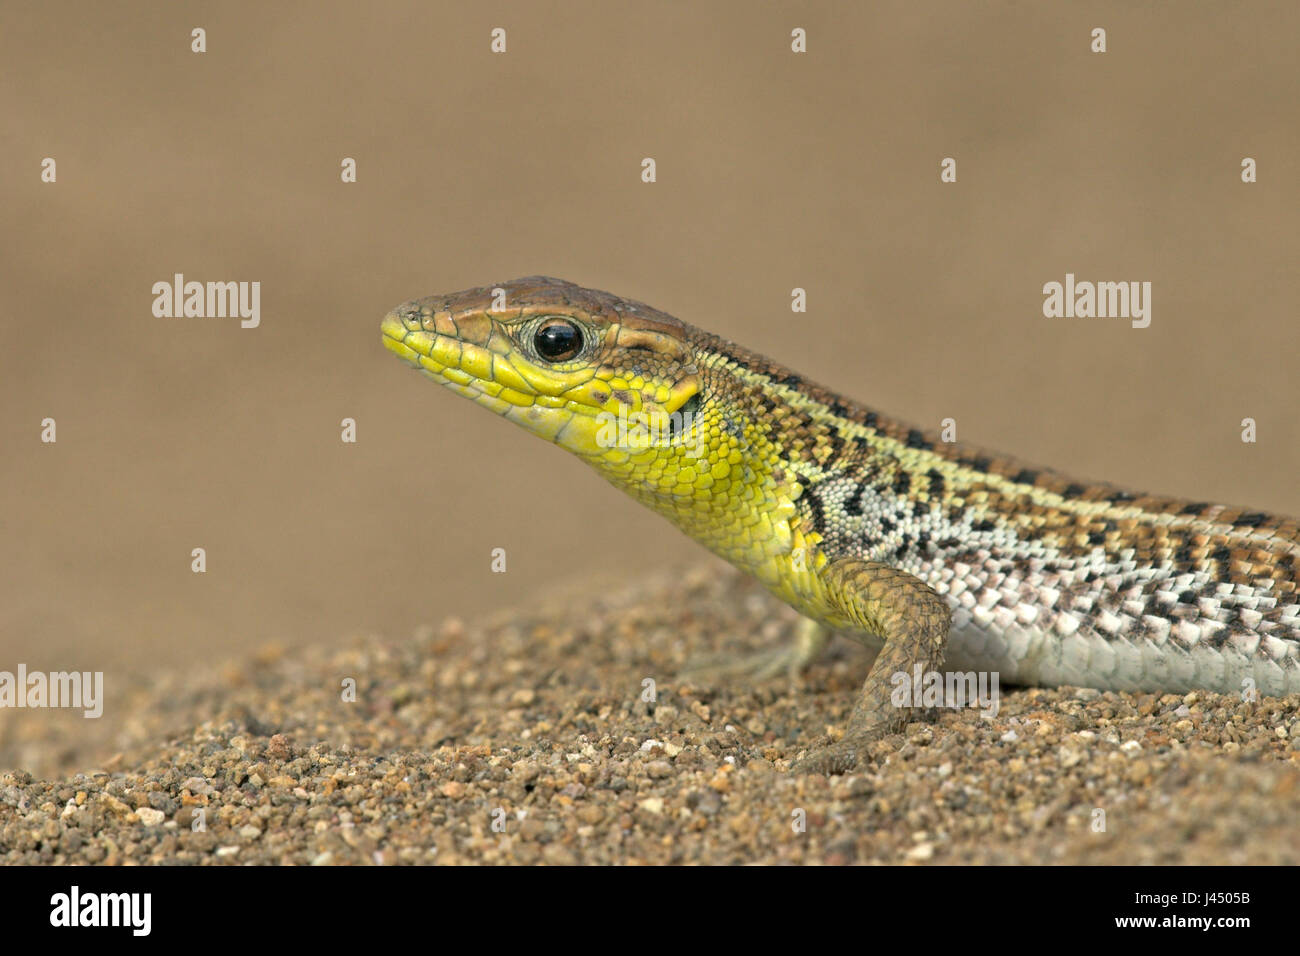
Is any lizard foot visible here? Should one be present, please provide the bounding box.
[790,722,901,775]
[679,618,832,684]
[680,644,808,683]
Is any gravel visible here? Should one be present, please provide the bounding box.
[2,564,1297,864]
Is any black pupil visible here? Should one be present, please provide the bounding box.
[536,322,580,360]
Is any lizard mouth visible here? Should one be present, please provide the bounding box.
[382,304,702,457]
[380,312,418,358]
[380,309,603,448]
[381,311,511,411]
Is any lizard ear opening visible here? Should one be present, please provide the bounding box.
[667,392,702,442]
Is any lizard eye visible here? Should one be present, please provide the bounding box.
[533,318,583,362]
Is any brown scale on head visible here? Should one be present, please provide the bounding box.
[454,276,688,352]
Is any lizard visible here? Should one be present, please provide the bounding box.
[381,275,1300,773]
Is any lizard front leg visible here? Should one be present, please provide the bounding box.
[792,557,951,774]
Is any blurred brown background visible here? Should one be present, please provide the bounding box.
[2,1,1297,695]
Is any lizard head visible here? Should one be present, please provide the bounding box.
[381,276,708,477]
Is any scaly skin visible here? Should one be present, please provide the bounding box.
[381,276,1300,773]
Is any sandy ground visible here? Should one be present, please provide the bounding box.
[2,563,1297,865]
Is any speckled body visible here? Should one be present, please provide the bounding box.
[382,277,1300,704]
